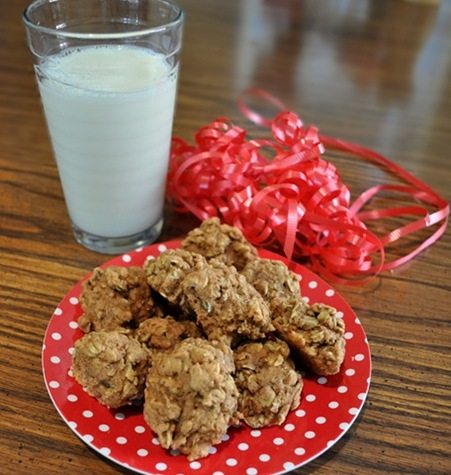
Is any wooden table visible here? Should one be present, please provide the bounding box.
[1,0,450,474]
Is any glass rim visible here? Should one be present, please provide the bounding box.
[23,0,183,40]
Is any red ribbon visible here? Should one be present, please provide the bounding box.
[167,89,449,284]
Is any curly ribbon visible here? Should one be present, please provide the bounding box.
[167,88,449,284]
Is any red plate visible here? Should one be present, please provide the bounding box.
[42,241,371,475]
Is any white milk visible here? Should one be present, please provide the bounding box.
[37,45,177,237]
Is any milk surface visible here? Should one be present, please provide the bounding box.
[38,45,177,237]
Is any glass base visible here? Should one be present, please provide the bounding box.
[72,218,163,254]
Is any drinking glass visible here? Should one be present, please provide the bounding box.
[23,0,183,253]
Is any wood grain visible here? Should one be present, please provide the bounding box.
[0,0,450,474]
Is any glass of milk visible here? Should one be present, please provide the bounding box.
[23,0,183,254]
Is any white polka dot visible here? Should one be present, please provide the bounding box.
[284,423,295,432]
[308,280,318,289]
[305,394,316,402]
[344,332,353,340]
[42,344,46,351]
[305,431,316,439]
[226,458,238,467]
[122,254,132,263]
[316,416,326,424]
[137,448,148,457]
[67,394,78,402]
[68,421,77,429]
[345,368,355,376]
[54,308,63,316]
[354,353,365,362]
[250,429,261,437]
[51,332,61,341]
[284,462,295,470]
[325,289,335,297]
[98,424,109,432]
[67,369,73,378]
[336,311,344,319]
[355,317,361,324]
[328,401,339,409]
[259,454,270,462]
[273,437,284,446]
[208,446,217,455]
[221,433,230,442]
[339,422,349,430]
[145,255,155,261]
[190,461,202,469]
[50,356,61,364]
[134,425,146,434]
[82,434,93,443]
[82,410,93,418]
[364,337,368,343]
[349,407,359,415]
[358,392,367,401]
[68,347,75,355]
[338,385,348,393]
[157,244,167,253]
[327,440,335,447]
[136,247,143,253]
[294,447,305,456]
[155,462,168,472]
[302,296,310,303]
[238,442,249,451]
[116,436,127,445]
[295,409,306,417]
[367,377,371,384]
[69,297,79,305]
[246,469,258,475]
[69,321,78,329]
[213,472,224,475]
[317,376,327,384]
[170,449,180,456]
[100,447,110,456]
[115,412,125,420]
[152,437,160,445]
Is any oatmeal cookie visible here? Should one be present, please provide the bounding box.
[234,339,303,428]
[143,338,238,460]
[145,250,274,343]
[274,300,345,375]
[182,217,257,270]
[72,331,149,408]
[78,266,160,333]
[181,259,274,343]
[241,258,300,307]
[135,316,202,352]
[144,249,206,305]
[243,258,345,375]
